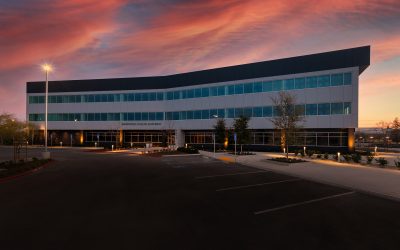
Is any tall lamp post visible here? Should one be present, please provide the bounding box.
[212,115,218,157]
[42,64,52,159]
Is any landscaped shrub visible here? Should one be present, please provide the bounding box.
[367,155,374,164]
[343,154,351,162]
[177,147,199,154]
[316,154,322,159]
[351,153,362,163]
[394,158,400,169]
[300,151,305,157]
[306,150,314,158]
[375,157,388,167]
[324,153,329,159]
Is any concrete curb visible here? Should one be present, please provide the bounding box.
[0,160,53,184]
[199,150,400,203]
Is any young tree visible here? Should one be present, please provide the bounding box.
[233,115,250,153]
[391,117,400,144]
[270,92,304,159]
[213,118,227,148]
[0,113,27,145]
[376,121,391,150]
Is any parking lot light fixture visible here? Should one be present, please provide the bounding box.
[41,63,52,159]
[303,146,306,155]
[337,152,340,162]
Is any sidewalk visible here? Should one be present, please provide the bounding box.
[199,150,400,202]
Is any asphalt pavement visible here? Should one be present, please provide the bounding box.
[0,149,399,249]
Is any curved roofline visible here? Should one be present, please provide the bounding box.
[27,46,370,93]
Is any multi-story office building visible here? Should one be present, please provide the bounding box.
[27,46,370,152]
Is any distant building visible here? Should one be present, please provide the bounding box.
[26,46,370,152]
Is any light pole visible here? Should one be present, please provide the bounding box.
[42,63,52,159]
[212,114,218,157]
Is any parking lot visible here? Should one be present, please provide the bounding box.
[0,150,400,249]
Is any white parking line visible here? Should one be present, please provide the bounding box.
[254,191,355,215]
[216,179,300,192]
[196,171,269,179]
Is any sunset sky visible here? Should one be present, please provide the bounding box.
[1,0,399,127]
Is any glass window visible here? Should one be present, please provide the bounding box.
[262,106,273,117]
[172,112,179,120]
[141,112,149,120]
[344,102,351,114]
[142,93,149,101]
[253,82,262,92]
[227,85,235,95]
[100,95,107,102]
[157,92,164,101]
[227,108,235,118]
[344,72,352,85]
[217,86,225,96]
[179,111,186,120]
[306,104,317,116]
[149,93,156,101]
[306,76,318,88]
[114,94,120,102]
[243,108,252,117]
[165,112,172,120]
[173,91,180,100]
[156,112,164,120]
[148,112,155,120]
[57,96,63,103]
[272,80,283,91]
[194,89,201,98]
[253,107,263,117]
[135,112,142,121]
[201,88,209,97]
[76,95,82,103]
[318,103,331,115]
[68,95,75,103]
[187,111,193,120]
[318,75,330,87]
[244,83,253,93]
[235,108,243,118]
[295,105,305,116]
[331,73,343,86]
[166,92,174,100]
[210,109,218,118]
[234,84,244,94]
[187,89,194,99]
[194,110,202,119]
[331,102,344,114]
[262,81,272,92]
[210,87,218,96]
[135,93,142,101]
[181,90,187,99]
[284,79,295,90]
[217,109,225,118]
[49,96,57,103]
[294,78,305,89]
[201,110,210,119]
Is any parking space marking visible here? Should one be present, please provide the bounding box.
[216,179,300,192]
[254,191,355,215]
[196,170,269,179]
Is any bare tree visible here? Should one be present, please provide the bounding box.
[270,92,304,159]
[376,121,392,150]
[392,117,400,144]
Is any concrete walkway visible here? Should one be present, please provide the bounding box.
[200,150,400,202]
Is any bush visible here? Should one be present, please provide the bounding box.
[343,154,351,162]
[324,153,329,159]
[32,157,38,161]
[394,158,400,169]
[177,147,198,154]
[367,155,374,164]
[316,154,322,159]
[375,157,388,167]
[306,150,314,158]
[300,151,305,157]
[351,153,362,163]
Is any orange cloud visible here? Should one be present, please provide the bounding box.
[0,0,126,71]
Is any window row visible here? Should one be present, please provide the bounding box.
[28,102,351,122]
[29,72,352,104]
